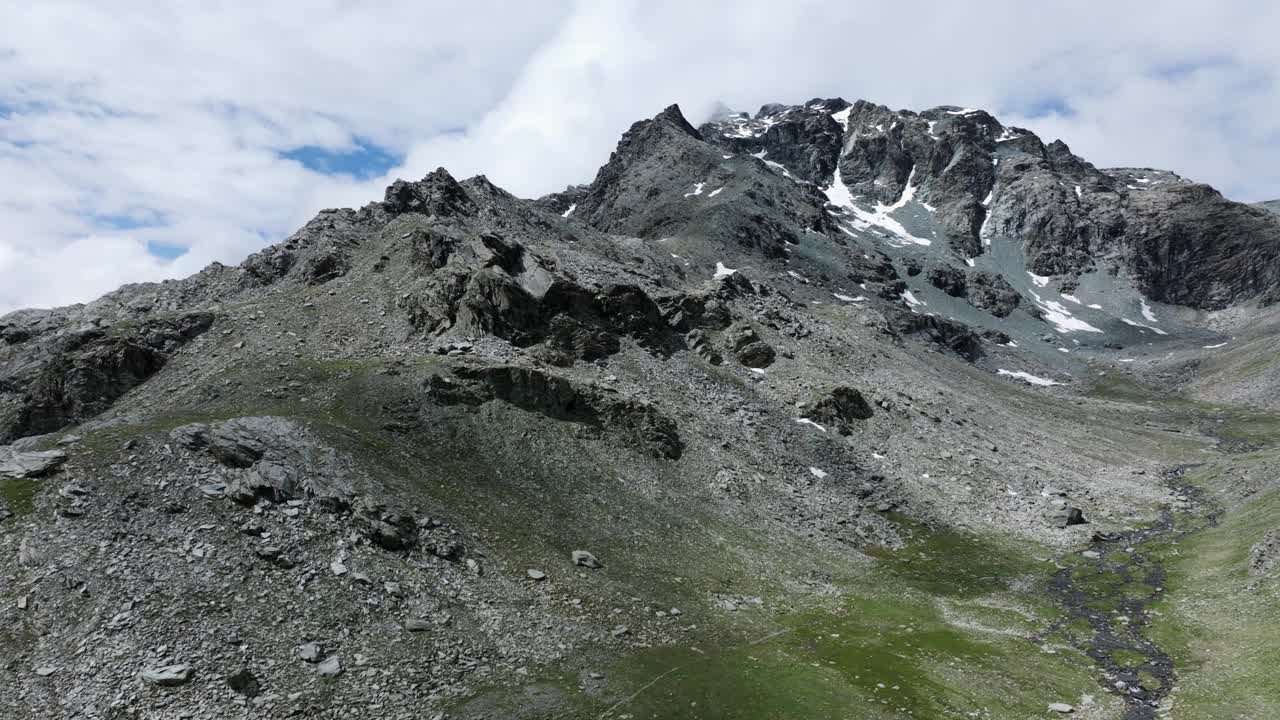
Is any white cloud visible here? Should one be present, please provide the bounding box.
[2,0,1278,313]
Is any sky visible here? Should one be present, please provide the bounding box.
[2,0,1279,313]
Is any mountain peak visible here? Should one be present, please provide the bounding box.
[653,103,701,138]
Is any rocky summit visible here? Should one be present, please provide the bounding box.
[3,99,1280,720]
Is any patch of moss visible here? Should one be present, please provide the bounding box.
[867,518,1047,599]
[0,477,39,515]
[596,585,1104,720]
[1108,647,1148,668]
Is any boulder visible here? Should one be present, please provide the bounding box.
[0,448,67,479]
[800,387,873,435]
[17,535,46,567]
[296,643,323,663]
[726,323,775,369]
[316,656,343,678]
[926,266,967,297]
[227,668,260,697]
[572,550,603,569]
[1048,507,1087,527]
[965,270,1022,318]
[140,664,193,687]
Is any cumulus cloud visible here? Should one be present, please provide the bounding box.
[2,0,1278,312]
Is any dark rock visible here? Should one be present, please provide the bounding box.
[1048,506,1087,528]
[227,668,260,697]
[383,168,476,218]
[0,313,213,443]
[887,312,984,361]
[726,323,775,369]
[800,387,873,435]
[430,364,683,459]
[355,501,420,551]
[685,329,723,365]
[966,271,1022,317]
[926,266,967,297]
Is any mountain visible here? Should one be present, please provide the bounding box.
[3,100,1280,719]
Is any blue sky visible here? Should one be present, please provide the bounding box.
[1,0,1278,312]
[281,139,402,181]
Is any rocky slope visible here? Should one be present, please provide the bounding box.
[2,99,1280,720]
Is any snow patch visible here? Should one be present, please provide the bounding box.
[708,186,725,197]
[833,293,866,302]
[945,108,978,115]
[1027,271,1051,288]
[787,270,809,283]
[809,467,829,479]
[825,167,931,246]
[1061,294,1082,305]
[1122,318,1168,335]
[981,189,994,207]
[795,418,827,432]
[683,182,704,198]
[1139,298,1159,323]
[831,106,852,131]
[1202,341,1229,349]
[965,258,976,267]
[902,290,926,308]
[561,203,576,218]
[997,369,1061,386]
[1087,303,1103,310]
[713,262,737,279]
[1030,290,1103,333]
[764,159,804,182]
[1074,185,1082,199]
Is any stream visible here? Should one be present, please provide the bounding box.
[1044,466,1220,719]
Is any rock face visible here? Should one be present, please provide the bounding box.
[888,312,985,361]
[700,100,1280,309]
[426,364,683,459]
[171,417,357,506]
[573,105,836,260]
[0,313,213,443]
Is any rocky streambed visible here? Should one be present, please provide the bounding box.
[1045,466,1219,719]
